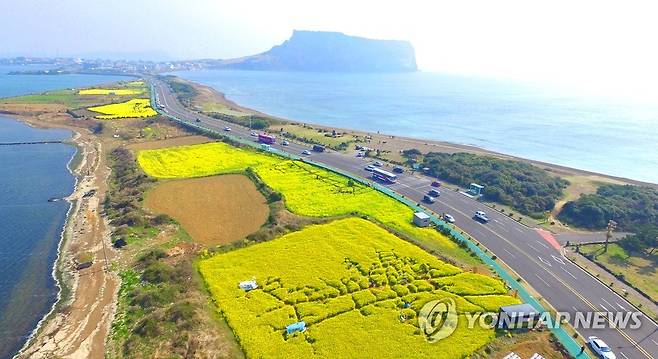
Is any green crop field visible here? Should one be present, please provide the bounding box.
[198,218,519,358]
[137,141,477,265]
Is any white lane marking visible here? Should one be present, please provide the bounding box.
[538,256,552,267]
[527,243,540,252]
[616,302,627,310]
[620,351,629,359]
[561,267,577,280]
[602,298,614,308]
[600,304,609,312]
[651,339,658,346]
[552,255,566,265]
[537,241,550,249]
[535,274,552,287]
[503,248,516,258]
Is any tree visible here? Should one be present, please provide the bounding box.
[619,225,658,255]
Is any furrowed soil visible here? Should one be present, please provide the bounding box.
[144,175,269,245]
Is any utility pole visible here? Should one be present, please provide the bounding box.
[605,219,617,252]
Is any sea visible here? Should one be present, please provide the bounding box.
[0,65,127,359]
[172,70,658,184]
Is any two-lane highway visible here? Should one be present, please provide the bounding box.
[151,78,657,358]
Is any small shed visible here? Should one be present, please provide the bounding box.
[286,321,306,334]
[497,303,542,329]
[413,212,430,227]
[238,279,258,291]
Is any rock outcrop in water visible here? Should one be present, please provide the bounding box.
[216,30,417,73]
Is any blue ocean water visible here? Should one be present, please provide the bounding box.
[172,70,658,184]
[0,65,128,358]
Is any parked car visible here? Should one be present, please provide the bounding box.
[431,181,442,187]
[587,336,616,359]
[282,140,289,146]
[365,165,375,171]
[250,131,258,137]
[373,161,383,167]
[443,214,455,223]
[301,150,311,155]
[423,195,436,204]
[474,211,489,223]
[393,166,404,173]
[428,189,441,197]
[224,126,231,131]
[356,152,363,157]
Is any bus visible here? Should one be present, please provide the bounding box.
[258,133,276,144]
[372,168,398,183]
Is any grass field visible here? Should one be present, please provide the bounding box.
[137,142,478,265]
[145,175,269,245]
[580,243,658,302]
[88,98,157,119]
[78,88,144,95]
[199,218,519,358]
[274,124,355,149]
[0,89,103,108]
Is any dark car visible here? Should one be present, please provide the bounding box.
[393,166,404,173]
[423,195,436,204]
[431,181,442,187]
[428,189,440,197]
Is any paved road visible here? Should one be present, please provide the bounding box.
[152,79,658,359]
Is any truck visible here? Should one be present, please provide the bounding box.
[312,144,326,152]
[258,133,276,144]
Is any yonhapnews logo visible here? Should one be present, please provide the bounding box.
[418,298,458,343]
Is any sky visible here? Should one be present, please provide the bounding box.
[3,0,658,99]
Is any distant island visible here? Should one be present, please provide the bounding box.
[214,30,418,73]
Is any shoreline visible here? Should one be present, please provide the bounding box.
[16,129,79,357]
[6,114,118,359]
[173,74,657,188]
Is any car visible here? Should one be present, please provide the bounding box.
[250,131,258,137]
[224,126,231,131]
[195,118,201,123]
[431,181,442,187]
[443,214,455,223]
[364,165,375,171]
[588,336,616,359]
[373,161,383,167]
[282,140,289,146]
[393,166,404,173]
[356,152,363,157]
[474,211,489,223]
[428,189,440,197]
[301,150,311,155]
[423,195,436,204]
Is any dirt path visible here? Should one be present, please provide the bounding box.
[17,127,118,359]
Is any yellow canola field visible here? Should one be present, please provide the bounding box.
[199,218,520,358]
[137,142,476,264]
[88,98,157,119]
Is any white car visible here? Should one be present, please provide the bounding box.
[588,336,616,359]
[301,150,311,155]
[474,211,489,223]
[282,140,289,146]
[443,214,455,223]
[224,126,231,131]
[250,131,257,137]
[373,161,383,167]
[364,165,375,171]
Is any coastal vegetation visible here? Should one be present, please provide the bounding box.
[78,88,144,95]
[199,218,519,358]
[558,184,658,230]
[411,152,568,218]
[273,124,354,150]
[144,175,269,245]
[579,241,658,303]
[137,141,478,266]
[88,98,157,119]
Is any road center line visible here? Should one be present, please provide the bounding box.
[535,274,552,287]
[561,267,577,280]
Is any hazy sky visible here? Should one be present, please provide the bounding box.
[3,0,658,97]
